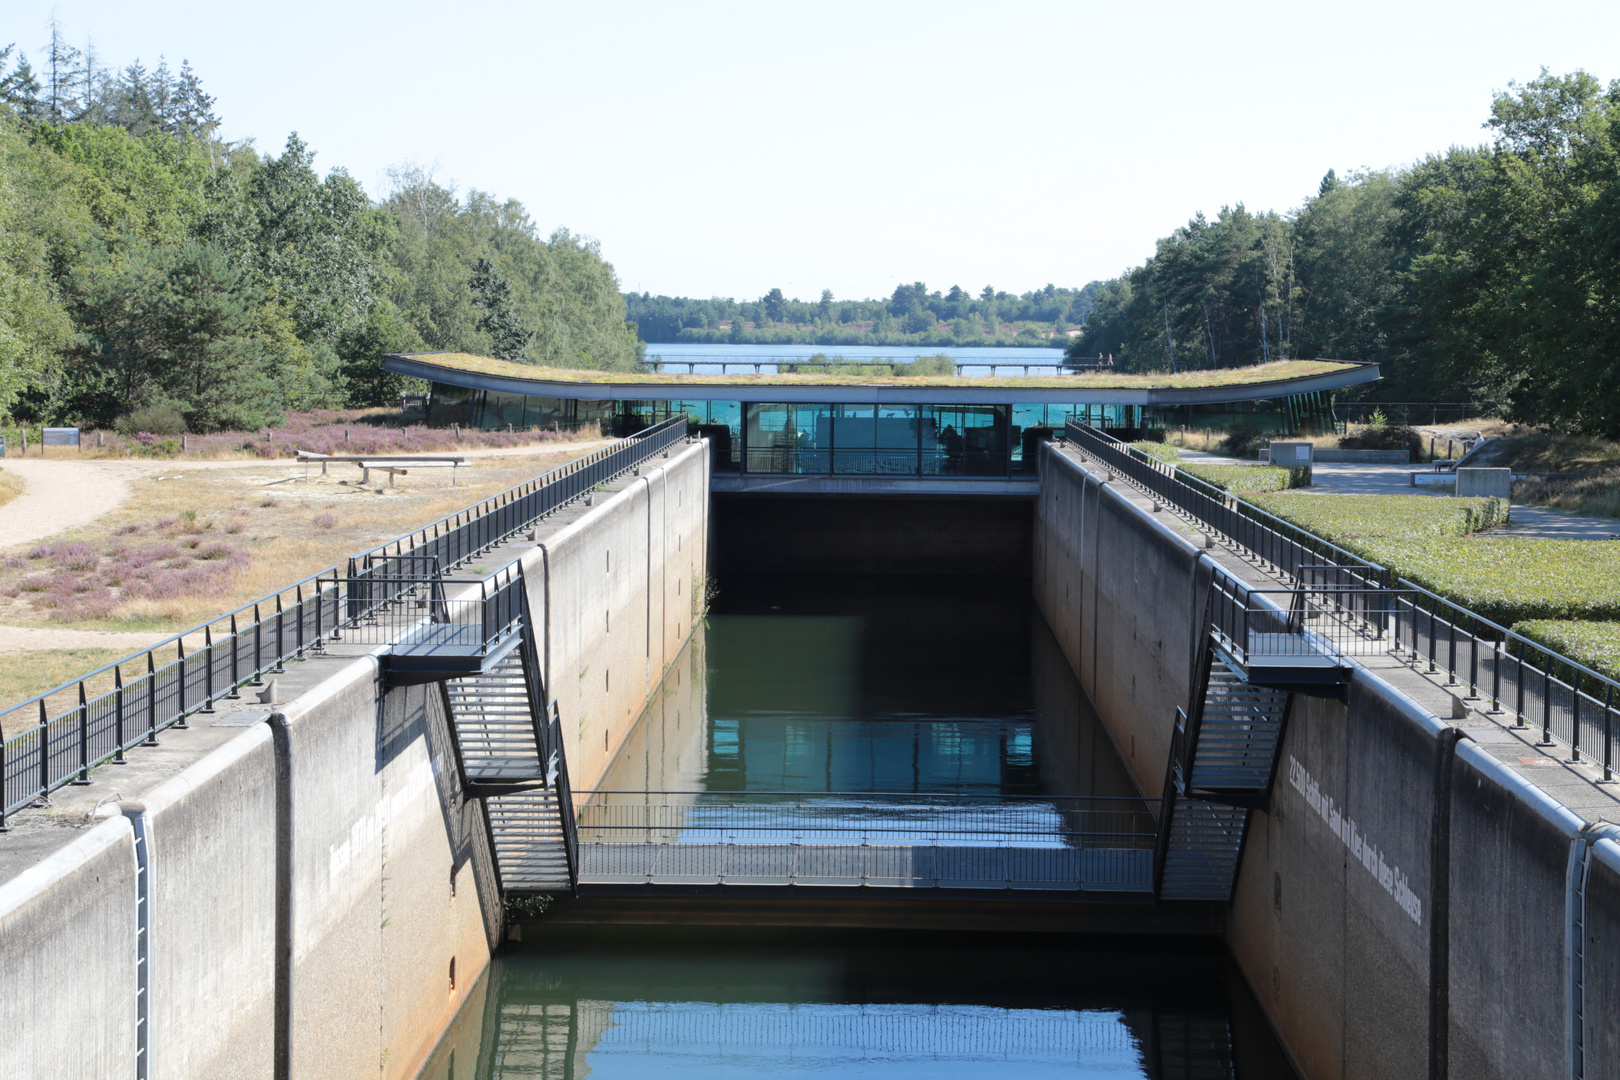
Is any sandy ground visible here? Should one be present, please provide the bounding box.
[0,437,611,655]
[0,438,611,553]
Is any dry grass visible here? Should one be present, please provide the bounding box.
[0,445,596,633]
[2,409,600,462]
[0,468,20,510]
[1515,470,1620,519]
[398,351,1366,390]
[0,648,130,736]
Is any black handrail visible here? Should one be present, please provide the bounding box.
[0,419,690,826]
[1060,421,1620,774]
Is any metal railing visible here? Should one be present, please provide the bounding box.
[1064,420,1386,590]
[576,792,1158,847]
[349,415,688,587]
[572,791,1160,890]
[315,567,525,655]
[0,419,689,826]
[1059,422,1620,778]
[644,356,1107,376]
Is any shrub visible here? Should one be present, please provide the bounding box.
[114,403,187,437]
[313,513,338,530]
[1244,492,1620,623]
[50,543,100,571]
[1222,423,1266,458]
[1180,463,1306,495]
[1339,423,1419,453]
[1131,441,1181,463]
[1514,620,1620,682]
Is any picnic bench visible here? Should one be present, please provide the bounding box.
[296,452,467,486]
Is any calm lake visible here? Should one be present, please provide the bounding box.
[643,342,1068,377]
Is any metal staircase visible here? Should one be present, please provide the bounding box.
[1155,631,1292,903]
[346,562,580,895]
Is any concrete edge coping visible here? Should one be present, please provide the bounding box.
[275,651,382,728]
[1593,837,1620,875]
[1049,446,1203,560]
[1455,738,1586,840]
[1350,665,1452,742]
[118,723,274,824]
[0,814,133,920]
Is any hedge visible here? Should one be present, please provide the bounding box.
[1513,620,1620,682]
[1182,463,1308,495]
[1246,492,1620,624]
[1130,441,1181,463]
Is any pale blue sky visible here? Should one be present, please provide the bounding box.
[11,0,1620,301]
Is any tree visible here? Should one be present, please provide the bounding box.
[470,257,528,360]
[762,287,785,322]
[67,241,284,431]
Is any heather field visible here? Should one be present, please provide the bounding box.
[0,408,598,461]
[0,442,603,631]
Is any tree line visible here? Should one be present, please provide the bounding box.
[1069,69,1620,438]
[0,23,641,433]
[626,281,1101,347]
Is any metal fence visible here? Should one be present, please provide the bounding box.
[1060,421,1620,777]
[348,415,688,587]
[573,791,1160,890]
[1064,420,1386,590]
[0,419,690,826]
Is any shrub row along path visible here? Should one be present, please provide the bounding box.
[1177,449,1620,541]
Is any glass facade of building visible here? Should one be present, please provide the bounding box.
[427,383,1156,478]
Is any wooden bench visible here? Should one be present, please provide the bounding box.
[296,452,467,486]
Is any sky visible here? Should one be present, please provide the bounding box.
[11,0,1620,302]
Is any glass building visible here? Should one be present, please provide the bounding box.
[387,352,1377,482]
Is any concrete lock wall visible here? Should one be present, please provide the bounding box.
[1586,838,1620,1080]
[523,439,708,790]
[1033,447,1202,794]
[1455,468,1511,499]
[1227,677,1443,1080]
[0,440,708,1080]
[0,816,138,1080]
[1032,440,1618,1080]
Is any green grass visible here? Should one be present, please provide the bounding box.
[395,352,1367,390]
[1245,491,1620,623]
[1131,441,1181,462]
[1181,463,1306,495]
[1514,620,1620,682]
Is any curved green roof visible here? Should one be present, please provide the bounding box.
[384,352,1379,406]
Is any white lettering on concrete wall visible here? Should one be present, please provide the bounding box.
[327,755,443,887]
[1287,755,1422,926]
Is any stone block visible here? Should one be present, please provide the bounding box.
[1455,467,1510,499]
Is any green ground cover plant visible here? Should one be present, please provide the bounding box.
[1130,441,1181,462]
[1246,492,1620,623]
[1514,620,1620,682]
[1182,463,1306,495]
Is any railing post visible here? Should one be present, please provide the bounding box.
[38,699,50,790]
[295,584,306,658]
[174,640,190,728]
[73,680,90,784]
[1570,673,1583,763]
[113,667,126,762]
[1602,685,1615,784]
[1487,633,1503,714]
[143,651,160,746]
[227,614,242,699]
[1512,639,1527,728]
[1540,665,1554,747]
[313,579,327,655]
[201,626,216,713]
[274,595,287,673]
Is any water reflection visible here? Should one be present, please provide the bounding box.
[597,574,1140,802]
[423,936,1294,1079]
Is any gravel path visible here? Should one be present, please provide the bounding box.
[0,458,249,552]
